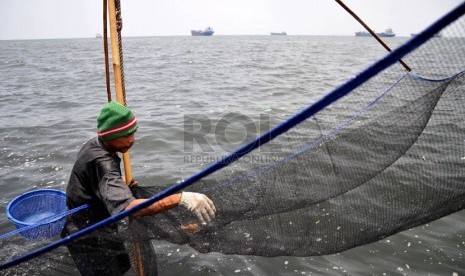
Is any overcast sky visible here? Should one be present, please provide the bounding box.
[0,0,462,40]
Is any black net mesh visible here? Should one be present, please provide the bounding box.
[131,71,464,257]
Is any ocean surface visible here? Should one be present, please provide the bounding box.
[1,35,464,275]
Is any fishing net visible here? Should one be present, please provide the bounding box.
[132,72,465,257]
[1,3,465,276]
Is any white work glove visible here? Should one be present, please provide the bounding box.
[180,192,216,224]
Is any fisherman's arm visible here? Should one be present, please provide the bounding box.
[97,159,216,223]
[125,192,216,224]
[125,194,181,216]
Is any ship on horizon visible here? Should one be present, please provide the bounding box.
[355,28,395,37]
[270,31,287,36]
[191,27,214,36]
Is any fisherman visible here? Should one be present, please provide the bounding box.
[61,101,216,275]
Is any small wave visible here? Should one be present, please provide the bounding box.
[0,59,26,68]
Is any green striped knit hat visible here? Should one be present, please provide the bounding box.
[97,101,138,141]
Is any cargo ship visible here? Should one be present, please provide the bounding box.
[191,27,214,36]
[355,28,395,37]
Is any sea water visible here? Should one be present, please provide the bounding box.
[0,36,464,275]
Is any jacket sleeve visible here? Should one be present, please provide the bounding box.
[95,157,136,215]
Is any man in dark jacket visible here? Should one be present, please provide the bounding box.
[62,101,216,275]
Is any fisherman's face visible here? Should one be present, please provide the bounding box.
[105,133,136,153]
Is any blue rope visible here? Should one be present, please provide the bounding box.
[1,1,464,270]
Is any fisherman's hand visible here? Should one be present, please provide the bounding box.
[128,179,138,188]
[122,174,138,186]
[180,192,216,224]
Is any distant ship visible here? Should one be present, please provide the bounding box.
[355,28,395,37]
[95,33,102,38]
[191,27,214,36]
[270,31,287,35]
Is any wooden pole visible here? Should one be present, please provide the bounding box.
[106,2,145,276]
[107,0,133,185]
[335,0,411,72]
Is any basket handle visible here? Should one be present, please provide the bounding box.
[0,203,92,240]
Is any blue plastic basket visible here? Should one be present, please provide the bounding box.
[6,189,67,240]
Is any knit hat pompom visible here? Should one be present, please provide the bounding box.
[97,101,138,141]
